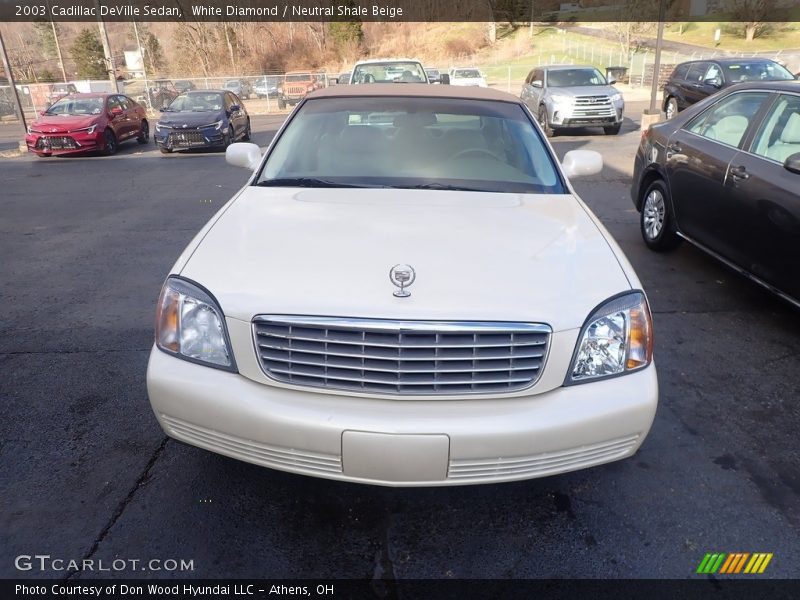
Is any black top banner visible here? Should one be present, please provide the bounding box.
[3,0,800,23]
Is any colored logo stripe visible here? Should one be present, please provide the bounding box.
[698,553,773,575]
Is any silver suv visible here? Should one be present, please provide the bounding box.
[520,65,624,137]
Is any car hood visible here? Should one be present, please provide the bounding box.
[180,188,631,332]
[548,85,619,97]
[32,115,99,132]
[157,110,223,127]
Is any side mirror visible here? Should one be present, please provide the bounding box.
[561,150,603,178]
[158,107,167,112]
[226,142,262,171]
[531,80,543,88]
[784,153,800,175]
[607,77,617,85]
[439,74,450,85]
[229,104,240,113]
[704,77,721,88]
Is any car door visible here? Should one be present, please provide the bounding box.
[681,62,710,108]
[665,90,771,259]
[226,92,244,137]
[106,96,127,139]
[725,92,800,299]
[116,95,137,139]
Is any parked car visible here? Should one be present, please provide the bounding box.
[153,90,250,153]
[662,58,795,119]
[337,72,352,85]
[146,84,657,487]
[277,72,319,108]
[25,93,148,156]
[253,76,280,98]
[633,81,800,306]
[223,79,252,99]
[174,80,196,93]
[351,59,429,84]
[45,83,78,107]
[425,68,441,84]
[520,65,624,137]
[123,79,179,109]
[449,67,487,88]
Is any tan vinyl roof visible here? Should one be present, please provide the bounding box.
[306,83,521,103]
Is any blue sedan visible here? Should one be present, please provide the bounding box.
[154,90,251,153]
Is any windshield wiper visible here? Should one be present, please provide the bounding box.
[403,182,485,192]
[256,178,382,189]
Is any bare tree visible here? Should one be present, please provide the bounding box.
[730,0,775,42]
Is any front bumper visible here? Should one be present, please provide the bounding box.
[549,103,624,129]
[25,130,104,156]
[154,127,225,150]
[147,346,658,487]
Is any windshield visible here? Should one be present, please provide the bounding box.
[165,93,223,112]
[454,69,481,78]
[547,68,607,87]
[46,96,104,115]
[721,61,794,83]
[257,97,564,194]
[352,62,426,84]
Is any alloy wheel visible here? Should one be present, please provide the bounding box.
[643,189,666,240]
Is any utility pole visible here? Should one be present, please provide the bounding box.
[0,28,28,135]
[529,1,535,39]
[132,20,150,106]
[641,0,667,130]
[45,0,67,82]
[52,21,67,82]
[95,1,120,92]
[649,0,667,113]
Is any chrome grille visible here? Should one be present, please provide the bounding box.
[572,95,615,118]
[253,316,550,396]
[168,131,206,147]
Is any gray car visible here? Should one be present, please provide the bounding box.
[520,65,624,137]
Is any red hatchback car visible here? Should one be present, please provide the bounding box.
[26,93,149,157]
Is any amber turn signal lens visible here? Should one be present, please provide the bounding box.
[626,305,653,370]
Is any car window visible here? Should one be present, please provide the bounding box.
[750,94,800,163]
[672,63,690,81]
[546,68,607,87]
[258,97,565,194]
[685,91,769,148]
[721,61,794,84]
[686,63,708,84]
[117,96,130,110]
[704,64,722,84]
[533,70,543,84]
[525,70,534,84]
[352,62,426,84]
[107,96,121,113]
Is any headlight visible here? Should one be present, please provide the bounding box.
[72,124,97,134]
[610,93,623,103]
[155,276,235,371]
[550,94,573,105]
[201,119,223,130]
[566,291,653,385]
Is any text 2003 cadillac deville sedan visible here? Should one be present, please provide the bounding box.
[147,85,657,486]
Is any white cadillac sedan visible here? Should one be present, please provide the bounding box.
[147,84,657,486]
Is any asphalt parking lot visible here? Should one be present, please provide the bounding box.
[1,102,799,580]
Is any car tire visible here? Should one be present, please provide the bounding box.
[278,98,286,109]
[665,97,678,120]
[137,120,149,144]
[242,119,251,142]
[640,179,681,252]
[538,106,555,137]
[604,124,622,135]
[102,129,117,156]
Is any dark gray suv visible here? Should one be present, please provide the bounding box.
[662,58,795,119]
